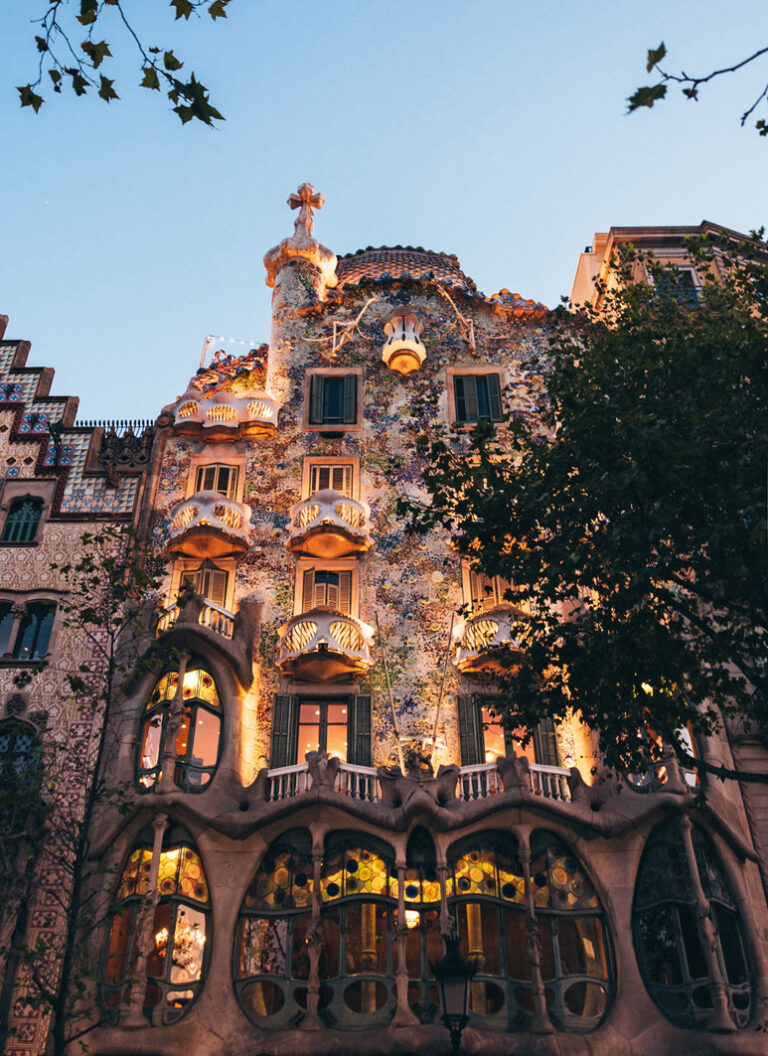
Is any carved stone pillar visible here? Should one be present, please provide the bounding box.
[123,813,168,1028]
[301,843,324,1030]
[519,833,555,1034]
[391,860,419,1027]
[679,815,735,1032]
[157,652,189,792]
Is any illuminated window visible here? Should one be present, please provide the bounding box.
[1,498,43,544]
[102,824,209,1025]
[136,663,221,792]
[633,824,751,1029]
[193,464,239,499]
[448,830,613,1030]
[308,463,353,496]
[269,694,371,768]
[457,695,559,767]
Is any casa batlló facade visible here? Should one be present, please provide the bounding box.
[2,193,768,1056]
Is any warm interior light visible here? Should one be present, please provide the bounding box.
[405,910,420,929]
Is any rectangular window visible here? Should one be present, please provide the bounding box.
[194,464,239,499]
[181,565,229,607]
[301,568,353,613]
[270,694,371,767]
[13,603,55,661]
[308,463,353,496]
[467,569,511,615]
[453,373,503,424]
[457,695,556,767]
[308,373,359,427]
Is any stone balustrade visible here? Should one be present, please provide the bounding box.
[453,605,523,674]
[276,608,374,681]
[266,760,380,803]
[287,489,371,557]
[168,490,254,557]
[156,598,235,640]
[458,760,573,802]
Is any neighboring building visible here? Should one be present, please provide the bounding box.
[0,314,151,1056]
[3,197,768,1056]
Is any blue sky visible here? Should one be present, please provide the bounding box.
[2,1,767,420]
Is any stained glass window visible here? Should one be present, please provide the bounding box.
[103,825,210,1026]
[136,661,221,793]
[320,837,394,902]
[633,823,751,1029]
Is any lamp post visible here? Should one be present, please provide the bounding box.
[432,938,476,1055]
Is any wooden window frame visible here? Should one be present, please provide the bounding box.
[186,453,245,502]
[303,368,364,433]
[295,559,359,617]
[172,557,236,611]
[301,457,359,500]
[446,365,506,426]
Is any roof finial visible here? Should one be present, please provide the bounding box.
[288,183,325,241]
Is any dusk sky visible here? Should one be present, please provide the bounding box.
[2,1,767,420]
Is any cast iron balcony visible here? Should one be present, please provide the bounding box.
[276,608,374,681]
[453,605,523,675]
[287,489,372,558]
[167,491,254,558]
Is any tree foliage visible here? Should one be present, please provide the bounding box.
[18,1,229,125]
[628,40,768,135]
[400,236,768,784]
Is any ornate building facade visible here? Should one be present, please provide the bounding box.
[2,195,768,1056]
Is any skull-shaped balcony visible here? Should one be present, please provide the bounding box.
[287,489,372,558]
[171,390,278,440]
[381,310,426,375]
[453,605,524,676]
[168,491,254,559]
[277,608,375,682]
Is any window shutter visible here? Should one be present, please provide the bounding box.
[457,695,482,765]
[206,568,228,607]
[348,695,372,766]
[302,569,315,612]
[534,717,560,767]
[309,374,325,424]
[463,375,479,422]
[270,694,299,768]
[453,376,467,422]
[486,373,503,422]
[324,573,338,609]
[338,571,352,615]
[342,374,357,424]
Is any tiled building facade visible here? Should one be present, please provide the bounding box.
[2,195,768,1056]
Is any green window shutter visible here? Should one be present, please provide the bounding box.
[343,374,357,423]
[348,694,372,766]
[486,373,503,422]
[309,374,325,424]
[270,694,299,767]
[454,375,479,423]
[534,717,560,767]
[457,695,482,765]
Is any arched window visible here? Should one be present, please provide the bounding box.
[136,663,221,792]
[2,498,42,544]
[633,824,751,1028]
[447,830,612,1032]
[234,829,315,1027]
[102,823,210,1025]
[13,602,55,661]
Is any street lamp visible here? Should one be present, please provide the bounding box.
[432,938,476,1055]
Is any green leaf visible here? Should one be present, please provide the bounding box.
[140,65,160,90]
[163,49,183,71]
[77,0,99,26]
[171,0,195,18]
[17,84,44,112]
[98,75,119,102]
[627,83,667,113]
[208,0,229,18]
[81,39,112,68]
[646,42,666,72]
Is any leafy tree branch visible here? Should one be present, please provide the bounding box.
[629,40,768,135]
[17,0,229,125]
